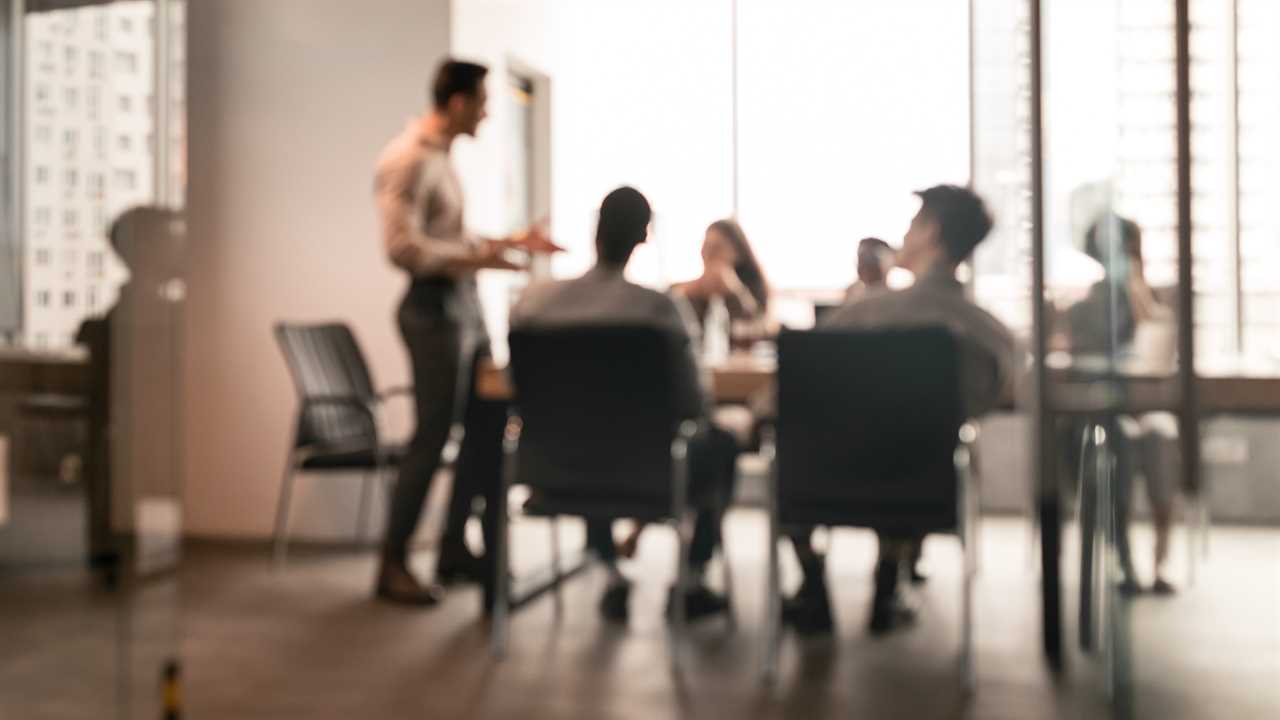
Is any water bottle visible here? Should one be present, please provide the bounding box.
[704,294,731,364]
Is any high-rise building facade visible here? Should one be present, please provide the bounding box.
[22,1,181,349]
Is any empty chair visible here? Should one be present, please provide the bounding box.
[490,325,735,660]
[761,327,979,688]
[272,322,413,561]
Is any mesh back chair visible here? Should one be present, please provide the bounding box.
[272,322,413,561]
[490,325,734,661]
[760,327,980,689]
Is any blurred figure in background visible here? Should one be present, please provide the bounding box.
[844,236,894,303]
[670,219,771,341]
[615,221,771,560]
[1062,214,1178,595]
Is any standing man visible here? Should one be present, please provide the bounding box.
[373,59,559,606]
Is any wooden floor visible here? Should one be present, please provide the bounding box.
[2,515,1278,719]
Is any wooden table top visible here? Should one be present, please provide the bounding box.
[476,353,1280,415]
[0,345,90,394]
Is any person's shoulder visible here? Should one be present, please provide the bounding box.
[374,126,426,184]
[959,296,1013,336]
[510,277,571,326]
[820,287,898,328]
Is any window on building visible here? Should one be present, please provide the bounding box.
[89,51,103,79]
[88,251,105,275]
[88,173,105,198]
[64,169,78,190]
[34,207,52,226]
[119,94,133,113]
[118,134,133,152]
[35,125,51,143]
[120,17,134,34]
[63,128,77,148]
[64,209,79,228]
[114,169,137,190]
[64,46,78,74]
[36,290,51,308]
[115,51,138,74]
[35,166,50,184]
[35,84,50,104]
[87,87,100,120]
[64,86,78,110]
[87,288,98,311]
[35,249,51,266]
[63,291,77,309]
[95,14,109,41]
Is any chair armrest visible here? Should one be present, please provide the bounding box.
[300,395,379,438]
[955,421,981,485]
[302,394,376,416]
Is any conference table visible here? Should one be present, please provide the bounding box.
[477,352,1280,414]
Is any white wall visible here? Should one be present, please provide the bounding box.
[185,0,451,539]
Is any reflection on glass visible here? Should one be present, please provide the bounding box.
[19,0,185,350]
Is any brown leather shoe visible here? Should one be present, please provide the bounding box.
[375,562,443,606]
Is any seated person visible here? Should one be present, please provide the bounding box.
[844,236,894,303]
[510,186,740,624]
[782,185,1016,636]
[670,218,771,339]
[615,219,771,559]
[1060,214,1178,595]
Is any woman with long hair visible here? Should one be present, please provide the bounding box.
[616,220,769,560]
[670,218,770,329]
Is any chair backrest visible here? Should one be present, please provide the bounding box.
[508,325,684,507]
[274,322,377,450]
[776,327,963,533]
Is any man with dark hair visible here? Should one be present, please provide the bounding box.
[431,60,490,110]
[511,186,739,625]
[372,58,560,606]
[783,185,1015,636]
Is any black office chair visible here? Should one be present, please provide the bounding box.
[491,325,734,661]
[760,327,980,689]
[272,322,414,562]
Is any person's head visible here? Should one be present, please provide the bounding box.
[595,186,652,268]
[856,237,893,287]
[1084,214,1142,275]
[899,184,994,276]
[430,59,489,137]
[703,219,769,310]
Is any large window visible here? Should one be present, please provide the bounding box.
[736,0,971,292]
[2,0,185,349]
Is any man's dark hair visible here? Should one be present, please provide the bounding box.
[431,60,488,109]
[1084,214,1142,268]
[596,186,651,266]
[914,185,994,264]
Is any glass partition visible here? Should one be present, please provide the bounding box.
[0,2,185,718]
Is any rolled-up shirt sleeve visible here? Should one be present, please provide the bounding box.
[373,141,477,277]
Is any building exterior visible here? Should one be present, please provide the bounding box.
[22,1,184,349]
